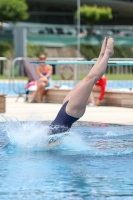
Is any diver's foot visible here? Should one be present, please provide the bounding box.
[105,37,114,57]
[100,37,107,56]
[96,37,107,64]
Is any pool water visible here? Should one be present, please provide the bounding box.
[0,120,133,199]
[0,81,133,96]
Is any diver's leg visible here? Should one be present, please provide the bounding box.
[95,37,107,65]
[65,37,114,117]
[63,37,107,104]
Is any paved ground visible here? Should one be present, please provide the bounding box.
[1,97,133,125]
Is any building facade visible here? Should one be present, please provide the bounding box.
[27,0,133,25]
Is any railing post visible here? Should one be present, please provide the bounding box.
[0,57,10,95]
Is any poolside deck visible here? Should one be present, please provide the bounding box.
[1,97,133,125]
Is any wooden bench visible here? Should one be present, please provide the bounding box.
[43,89,133,108]
[96,90,133,107]
[0,94,6,113]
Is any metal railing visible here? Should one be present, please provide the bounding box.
[12,57,27,100]
[0,57,133,97]
[0,57,11,95]
[91,58,133,91]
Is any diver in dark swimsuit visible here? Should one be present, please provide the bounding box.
[49,37,114,135]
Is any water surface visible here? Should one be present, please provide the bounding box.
[0,120,133,200]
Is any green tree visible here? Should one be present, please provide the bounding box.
[0,0,29,24]
[75,5,113,33]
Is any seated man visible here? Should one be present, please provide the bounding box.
[30,54,53,103]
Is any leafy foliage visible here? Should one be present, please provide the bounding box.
[27,44,46,57]
[0,41,132,61]
[0,41,46,59]
[80,44,133,60]
[75,5,113,26]
[0,0,29,23]
[0,41,13,59]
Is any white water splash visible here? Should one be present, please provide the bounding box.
[0,114,89,151]
[62,132,90,151]
[0,115,51,149]
[105,131,118,137]
[1,115,133,156]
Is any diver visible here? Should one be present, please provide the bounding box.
[49,37,114,135]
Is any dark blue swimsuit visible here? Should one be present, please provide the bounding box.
[49,101,79,135]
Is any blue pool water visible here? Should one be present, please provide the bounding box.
[0,119,133,199]
[0,81,133,96]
